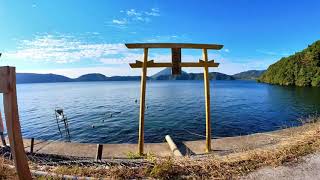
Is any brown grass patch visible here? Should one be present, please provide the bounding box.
[48,120,320,179]
[0,157,18,180]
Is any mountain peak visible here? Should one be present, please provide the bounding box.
[75,73,108,81]
[151,67,188,79]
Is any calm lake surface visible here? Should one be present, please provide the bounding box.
[1,80,320,143]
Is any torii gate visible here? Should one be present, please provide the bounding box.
[126,43,223,155]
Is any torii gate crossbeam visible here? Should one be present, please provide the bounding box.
[126,43,223,155]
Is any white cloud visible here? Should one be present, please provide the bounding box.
[6,34,132,63]
[224,49,230,53]
[134,16,150,22]
[126,9,141,16]
[142,35,184,43]
[145,8,160,16]
[100,53,143,65]
[112,19,127,25]
[110,8,160,27]
[213,57,275,75]
[5,33,275,76]
[256,49,290,56]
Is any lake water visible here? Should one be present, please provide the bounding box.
[1,80,320,143]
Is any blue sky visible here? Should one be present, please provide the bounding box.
[0,0,320,77]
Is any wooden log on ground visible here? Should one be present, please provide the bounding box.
[165,135,183,157]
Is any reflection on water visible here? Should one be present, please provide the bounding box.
[0,80,319,143]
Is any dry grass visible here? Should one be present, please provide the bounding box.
[1,118,319,179]
[0,157,17,180]
[48,120,320,179]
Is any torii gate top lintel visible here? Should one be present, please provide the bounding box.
[126,43,222,75]
[126,42,223,155]
[125,43,223,50]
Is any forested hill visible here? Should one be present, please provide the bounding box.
[233,70,266,80]
[258,40,320,87]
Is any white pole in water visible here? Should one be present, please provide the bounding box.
[0,110,6,146]
[165,135,183,157]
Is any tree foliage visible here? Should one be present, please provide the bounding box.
[258,40,320,87]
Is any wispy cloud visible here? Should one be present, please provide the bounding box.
[5,34,133,64]
[145,8,160,16]
[110,8,160,27]
[5,32,272,76]
[99,53,143,65]
[256,49,290,56]
[126,9,141,17]
[141,34,190,43]
[112,19,127,25]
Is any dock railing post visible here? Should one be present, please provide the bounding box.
[202,49,212,153]
[95,144,103,161]
[30,138,34,154]
[138,48,148,155]
[1,66,32,179]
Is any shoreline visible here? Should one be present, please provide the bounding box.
[2,122,318,159]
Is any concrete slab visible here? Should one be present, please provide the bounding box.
[18,139,172,159]
[1,123,318,159]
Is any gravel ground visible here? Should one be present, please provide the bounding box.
[243,152,320,180]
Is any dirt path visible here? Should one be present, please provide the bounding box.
[243,152,320,180]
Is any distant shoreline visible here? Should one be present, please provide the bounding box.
[16,78,258,84]
[16,69,265,84]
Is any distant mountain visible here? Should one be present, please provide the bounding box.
[16,68,260,84]
[151,67,189,80]
[16,73,73,84]
[259,40,320,86]
[16,73,142,84]
[189,72,235,80]
[107,76,142,81]
[232,70,266,80]
[151,67,173,79]
[75,73,108,81]
[151,67,235,80]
